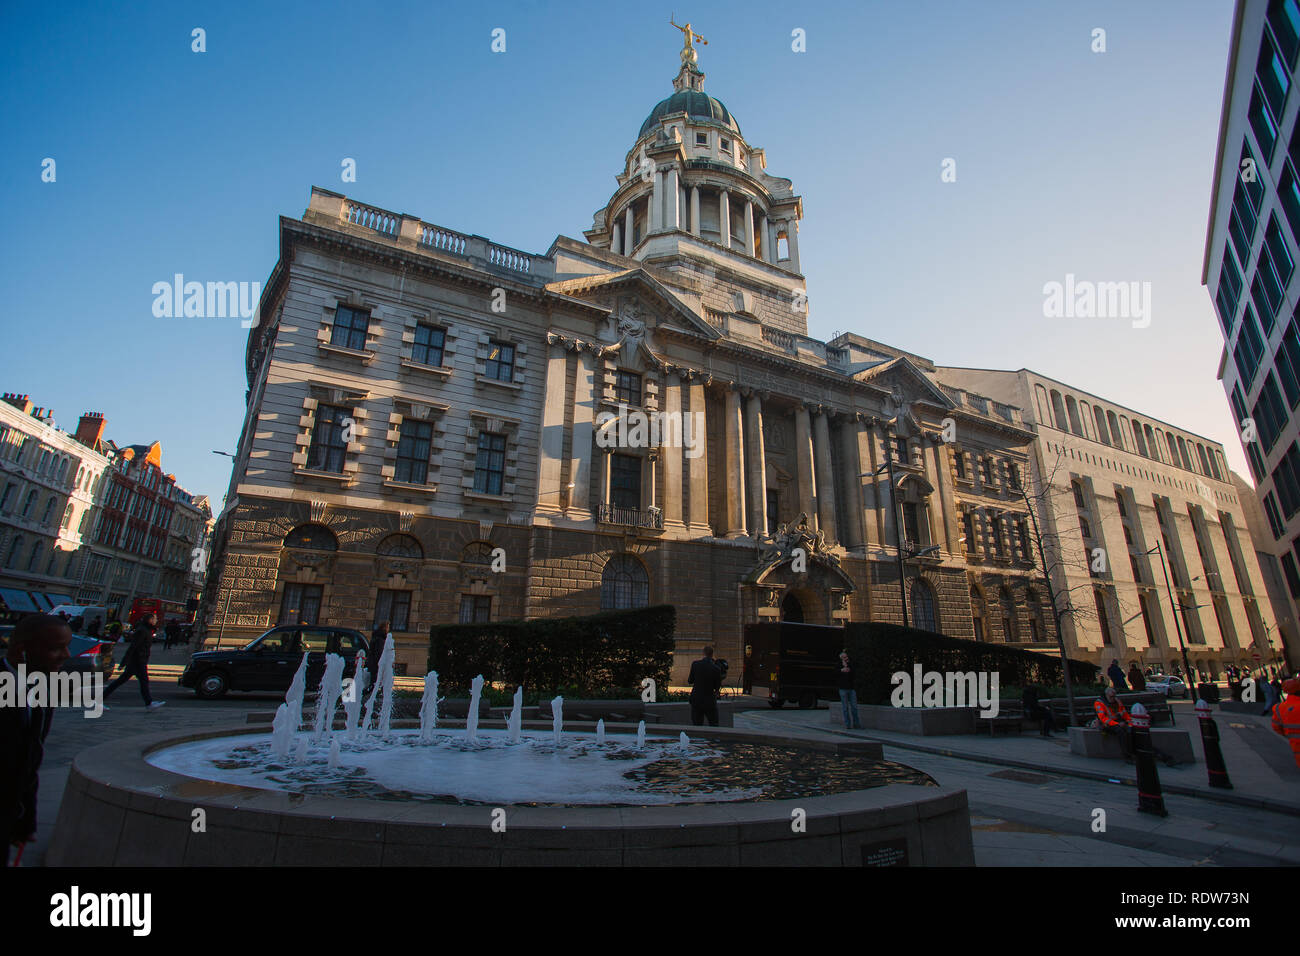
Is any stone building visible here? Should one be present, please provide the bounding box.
[940,367,1287,679]
[204,42,1051,680]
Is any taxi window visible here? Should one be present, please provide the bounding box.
[254,629,297,652]
[301,629,333,653]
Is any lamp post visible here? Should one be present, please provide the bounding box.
[1017,481,1079,726]
[1146,543,1195,692]
[865,454,909,628]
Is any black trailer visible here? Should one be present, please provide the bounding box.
[743,621,843,709]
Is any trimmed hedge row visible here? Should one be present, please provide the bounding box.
[844,622,1099,705]
[428,604,675,696]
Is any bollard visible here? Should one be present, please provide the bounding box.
[1195,698,1233,789]
[1130,703,1168,817]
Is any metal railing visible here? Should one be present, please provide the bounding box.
[595,502,664,530]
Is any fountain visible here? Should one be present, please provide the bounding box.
[285,653,309,731]
[418,672,440,744]
[342,668,362,740]
[50,661,978,867]
[361,639,396,738]
[312,654,346,743]
[465,675,484,744]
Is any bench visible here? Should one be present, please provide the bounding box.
[1068,726,1196,765]
[975,702,1027,736]
[1046,693,1174,730]
[535,699,660,724]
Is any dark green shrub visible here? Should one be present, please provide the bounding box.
[429,605,675,697]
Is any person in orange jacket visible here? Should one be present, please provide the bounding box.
[1095,687,1134,760]
[1271,678,1300,770]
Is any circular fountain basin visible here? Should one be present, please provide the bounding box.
[47,722,976,867]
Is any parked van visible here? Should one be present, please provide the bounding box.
[50,604,109,634]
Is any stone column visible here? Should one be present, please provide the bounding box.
[610,223,621,255]
[680,185,688,231]
[857,421,880,549]
[568,347,597,516]
[663,372,685,531]
[743,200,755,257]
[838,418,864,550]
[687,376,711,537]
[794,404,815,522]
[720,190,731,249]
[537,339,568,512]
[745,391,767,538]
[813,409,838,543]
[758,213,769,262]
[623,206,634,256]
[650,169,663,233]
[666,167,680,230]
[690,187,701,237]
[724,386,746,538]
[930,440,960,553]
[787,218,801,272]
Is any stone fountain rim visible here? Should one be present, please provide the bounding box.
[70,721,966,828]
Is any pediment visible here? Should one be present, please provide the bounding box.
[851,356,955,411]
[546,268,721,342]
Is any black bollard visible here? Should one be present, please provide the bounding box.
[1130,704,1168,817]
[1195,698,1234,789]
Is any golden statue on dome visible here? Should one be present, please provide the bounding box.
[670,16,707,66]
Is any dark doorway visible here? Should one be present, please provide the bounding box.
[780,593,804,623]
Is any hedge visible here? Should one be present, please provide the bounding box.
[428,604,676,696]
[844,621,1100,705]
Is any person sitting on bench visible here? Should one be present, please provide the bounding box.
[1094,687,1134,761]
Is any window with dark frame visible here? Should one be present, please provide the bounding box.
[485,341,515,382]
[459,594,492,623]
[473,431,507,495]
[610,453,642,510]
[306,404,351,473]
[331,305,370,351]
[395,419,433,484]
[412,323,446,367]
[374,589,412,631]
[615,369,642,406]
[279,583,323,625]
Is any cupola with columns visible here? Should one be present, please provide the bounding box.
[583,21,807,333]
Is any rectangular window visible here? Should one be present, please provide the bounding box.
[1281,161,1300,249]
[472,431,506,495]
[394,419,433,484]
[695,132,708,147]
[981,457,993,484]
[615,369,642,405]
[1217,243,1243,336]
[1252,372,1287,453]
[330,305,370,351]
[1273,441,1300,519]
[1250,84,1280,157]
[279,583,323,625]
[1258,30,1291,121]
[1283,552,1300,598]
[610,453,642,510]
[458,594,492,624]
[990,514,1004,557]
[1277,319,1300,407]
[1018,520,1032,561]
[954,450,967,480]
[766,489,779,534]
[1234,306,1266,386]
[412,323,446,367]
[1271,0,1300,67]
[485,341,515,382]
[962,511,976,555]
[374,589,412,631]
[1095,590,1114,646]
[307,404,351,473]
[902,501,921,548]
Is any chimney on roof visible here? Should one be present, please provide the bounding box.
[2,393,33,414]
[75,412,106,448]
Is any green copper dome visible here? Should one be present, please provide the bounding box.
[638,89,740,139]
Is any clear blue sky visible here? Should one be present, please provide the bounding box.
[1,0,1238,507]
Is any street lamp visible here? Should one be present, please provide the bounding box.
[863,456,910,628]
[1145,543,1196,691]
[212,450,235,458]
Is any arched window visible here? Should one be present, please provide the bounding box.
[1049,390,1068,431]
[600,553,649,610]
[1106,411,1123,449]
[61,502,74,529]
[999,587,1018,642]
[21,490,37,518]
[1093,406,1111,445]
[377,534,423,558]
[1131,420,1148,457]
[1034,384,1051,425]
[1197,444,1212,476]
[970,586,987,642]
[911,579,937,632]
[6,535,24,568]
[1176,436,1192,470]
[1143,424,1159,461]
[1065,396,1083,435]
[1072,480,1087,510]
[40,496,56,525]
[461,542,496,566]
[284,524,337,551]
[1079,401,1094,439]
[26,539,42,572]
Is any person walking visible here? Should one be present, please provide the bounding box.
[1107,658,1129,693]
[1263,670,1280,717]
[1,613,71,865]
[102,612,164,710]
[687,646,722,727]
[1127,663,1146,692]
[836,651,862,729]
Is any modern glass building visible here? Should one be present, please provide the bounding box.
[1206,0,1300,670]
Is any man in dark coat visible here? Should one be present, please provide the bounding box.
[103,612,164,709]
[1127,663,1146,692]
[1107,658,1129,692]
[2,614,71,865]
[687,645,722,726]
